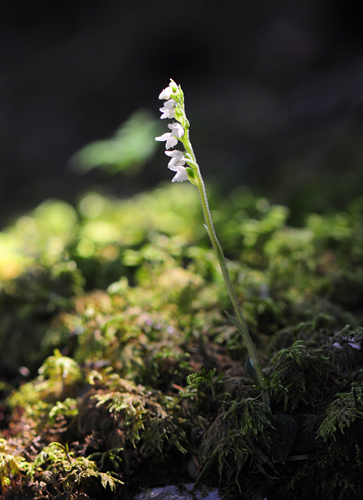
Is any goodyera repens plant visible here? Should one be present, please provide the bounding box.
[156,79,270,406]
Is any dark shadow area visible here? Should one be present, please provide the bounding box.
[1,0,363,226]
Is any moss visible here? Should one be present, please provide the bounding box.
[199,398,278,488]
[79,372,190,455]
[0,261,84,379]
[0,186,362,498]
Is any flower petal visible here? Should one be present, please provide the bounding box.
[155,132,170,142]
[155,132,178,149]
[159,107,175,119]
[159,99,176,119]
[159,86,173,100]
[165,150,185,167]
[165,135,178,149]
[168,122,184,138]
[170,166,189,182]
[164,99,175,109]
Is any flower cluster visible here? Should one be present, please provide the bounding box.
[155,81,189,183]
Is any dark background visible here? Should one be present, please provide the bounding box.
[1,0,363,227]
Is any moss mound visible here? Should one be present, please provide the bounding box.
[0,184,362,499]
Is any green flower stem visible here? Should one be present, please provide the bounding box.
[181,133,270,407]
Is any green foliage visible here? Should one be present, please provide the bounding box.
[48,398,79,424]
[184,367,226,401]
[92,374,188,454]
[323,325,363,375]
[181,367,228,418]
[0,184,362,498]
[87,447,123,474]
[269,341,331,411]
[8,351,82,429]
[72,110,161,174]
[25,442,123,495]
[306,195,363,268]
[39,349,82,385]
[0,439,28,491]
[199,398,278,490]
[0,201,79,280]
[318,386,363,441]
[0,261,84,377]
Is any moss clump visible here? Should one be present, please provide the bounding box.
[198,398,278,491]
[0,185,362,499]
[0,261,84,379]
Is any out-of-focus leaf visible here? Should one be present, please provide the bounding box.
[71,110,161,174]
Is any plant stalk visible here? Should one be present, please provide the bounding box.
[182,134,270,407]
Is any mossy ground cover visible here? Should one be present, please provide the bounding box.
[0,184,362,499]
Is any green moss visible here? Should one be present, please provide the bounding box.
[199,398,278,490]
[24,442,123,497]
[0,438,28,491]
[83,372,189,454]
[0,261,84,378]
[269,341,331,411]
[0,185,362,498]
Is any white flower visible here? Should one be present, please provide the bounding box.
[159,86,174,100]
[159,99,176,119]
[155,123,184,149]
[165,149,185,167]
[165,150,189,182]
[169,165,189,183]
[155,132,176,149]
[169,122,184,138]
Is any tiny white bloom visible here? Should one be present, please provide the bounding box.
[155,132,177,149]
[159,99,176,119]
[166,150,189,181]
[155,123,184,149]
[159,86,174,100]
[168,122,184,138]
[169,165,189,183]
[165,149,185,167]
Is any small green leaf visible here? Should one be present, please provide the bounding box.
[225,310,242,332]
[186,167,198,186]
[99,472,124,490]
[224,310,249,338]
